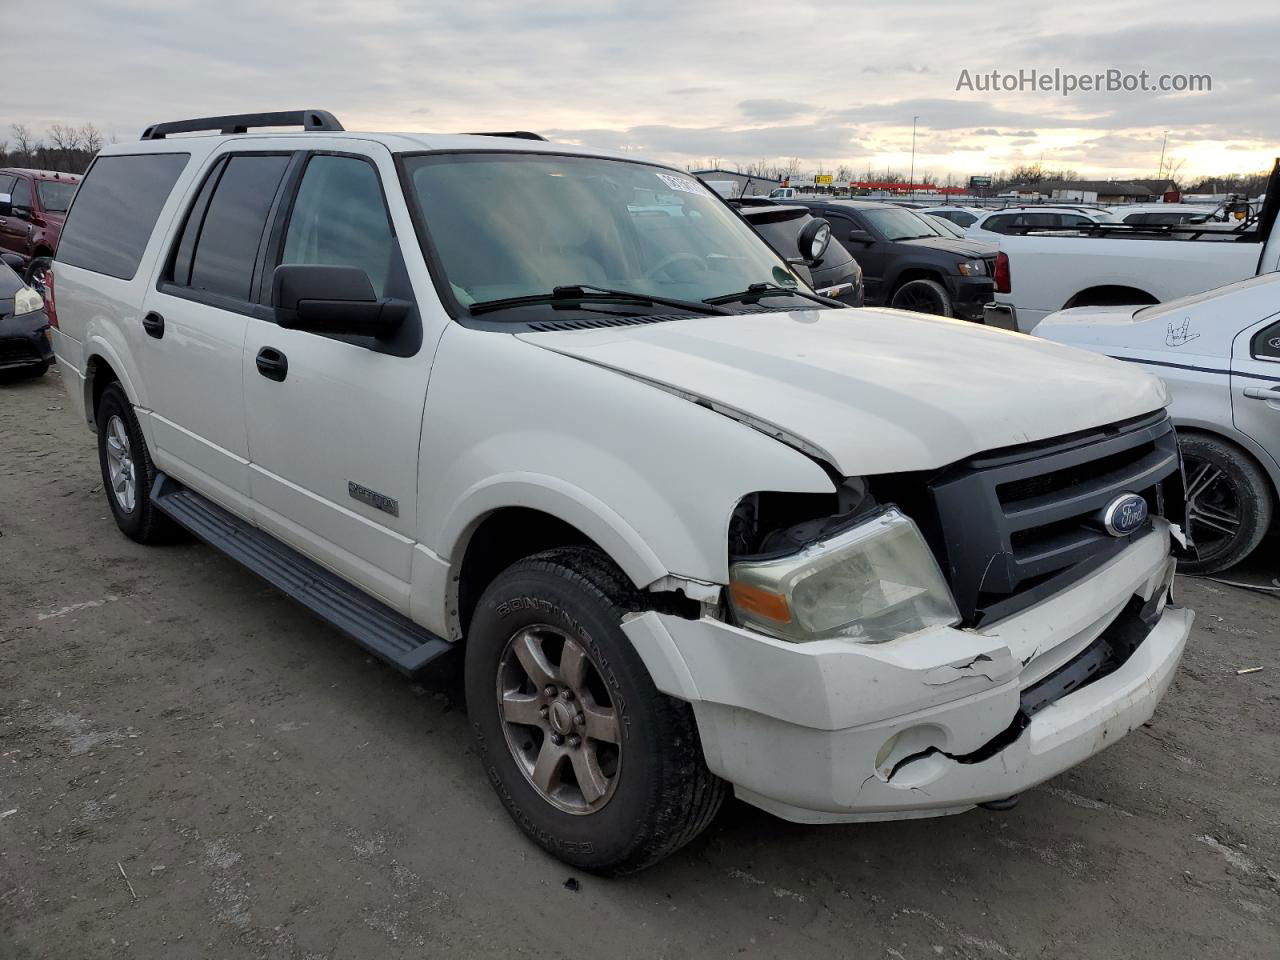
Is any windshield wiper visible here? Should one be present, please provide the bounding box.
[469,284,732,317]
[704,282,842,308]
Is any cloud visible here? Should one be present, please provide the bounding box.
[737,99,812,122]
[5,0,1278,180]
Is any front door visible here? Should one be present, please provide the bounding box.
[241,148,432,612]
[1230,309,1280,466]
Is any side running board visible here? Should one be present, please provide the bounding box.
[151,473,452,674]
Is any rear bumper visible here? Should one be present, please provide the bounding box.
[624,524,1189,823]
[946,276,995,321]
[982,301,1019,331]
[0,309,54,370]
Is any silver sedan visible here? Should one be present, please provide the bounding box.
[1036,273,1280,573]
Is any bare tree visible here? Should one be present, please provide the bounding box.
[49,123,83,171]
[81,122,104,155]
[11,123,36,165]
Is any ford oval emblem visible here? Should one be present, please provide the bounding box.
[1102,493,1149,537]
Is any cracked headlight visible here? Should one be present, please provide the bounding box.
[728,507,960,644]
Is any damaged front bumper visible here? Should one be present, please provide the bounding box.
[623,522,1191,823]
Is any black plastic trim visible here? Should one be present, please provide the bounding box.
[141,110,343,140]
[914,411,1180,625]
[151,473,452,674]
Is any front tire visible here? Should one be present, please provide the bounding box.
[1179,433,1273,574]
[890,278,953,317]
[465,546,726,875]
[95,382,181,544]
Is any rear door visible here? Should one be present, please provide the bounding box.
[141,151,293,510]
[241,146,431,612]
[1230,310,1280,465]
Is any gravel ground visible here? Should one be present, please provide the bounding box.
[2,368,1277,959]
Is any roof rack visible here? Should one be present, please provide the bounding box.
[140,110,344,141]
[465,131,547,141]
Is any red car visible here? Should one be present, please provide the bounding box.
[0,168,80,263]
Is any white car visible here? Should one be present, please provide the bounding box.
[49,109,1191,874]
[1038,273,1280,572]
[984,168,1279,333]
[919,206,984,229]
[967,206,1115,240]
[1105,203,1223,226]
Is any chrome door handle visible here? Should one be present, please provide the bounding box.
[0,218,7,225]
[1243,386,1280,400]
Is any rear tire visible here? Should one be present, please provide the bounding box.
[1179,433,1272,574]
[465,545,726,875]
[95,382,182,544]
[890,278,953,317]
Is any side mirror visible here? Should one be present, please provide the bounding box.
[796,218,832,263]
[846,229,875,245]
[0,252,24,272]
[272,264,410,339]
[0,194,11,217]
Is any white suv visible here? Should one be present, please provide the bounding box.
[49,110,1193,874]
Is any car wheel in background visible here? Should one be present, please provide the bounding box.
[465,545,727,875]
[890,278,953,317]
[95,382,182,544]
[1179,433,1273,575]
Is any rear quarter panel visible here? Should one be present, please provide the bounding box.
[996,235,1259,319]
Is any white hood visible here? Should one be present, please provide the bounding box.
[518,308,1167,476]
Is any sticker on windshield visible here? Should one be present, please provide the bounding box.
[655,173,710,197]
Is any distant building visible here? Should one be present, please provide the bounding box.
[1003,178,1180,204]
[690,169,780,198]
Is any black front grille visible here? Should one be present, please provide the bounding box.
[0,338,38,364]
[895,412,1182,625]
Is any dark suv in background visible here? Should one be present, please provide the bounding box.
[794,200,996,319]
[0,169,80,264]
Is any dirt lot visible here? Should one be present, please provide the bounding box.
[2,368,1277,959]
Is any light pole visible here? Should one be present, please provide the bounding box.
[909,116,918,197]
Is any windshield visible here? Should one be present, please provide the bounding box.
[861,207,938,241]
[402,153,802,312]
[36,180,77,213]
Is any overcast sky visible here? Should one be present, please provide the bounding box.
[10,0,1279,181]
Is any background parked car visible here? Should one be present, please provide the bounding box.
[1036,272,1280,573]
[967,206,1115,239]
[734,201,864,305]
[1105,203,1222,226]
[794,199,996,318]
[0,169,80,264]
[0,252,53,378]
[919,205,982,228]
[922,212,968,239]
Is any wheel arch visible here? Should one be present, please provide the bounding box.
[1062,285,1159,310]
[888,265,946,297]
[437,479,672,642]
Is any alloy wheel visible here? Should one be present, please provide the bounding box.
[495,624,622,815]
[104,415,137,513]
[1184,455,1241,564]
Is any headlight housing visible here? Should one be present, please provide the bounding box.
[956,259,988,277]
[14,286,43,317]
[728,508,960,644]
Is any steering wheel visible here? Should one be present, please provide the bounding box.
[642,252,709,281]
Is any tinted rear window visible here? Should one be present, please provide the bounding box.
[55,154,187,280]
[187,154,289,301]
